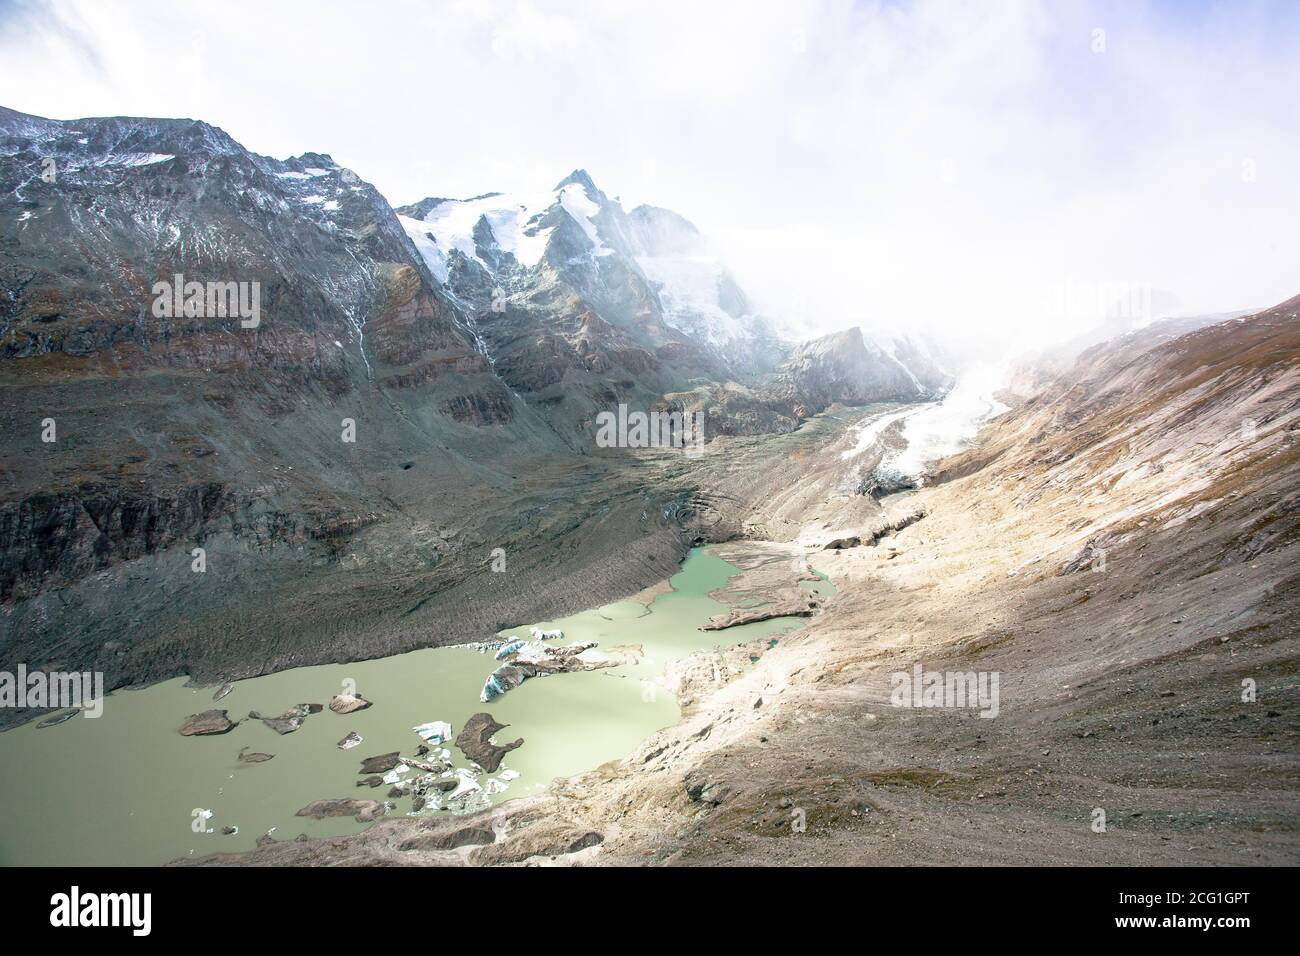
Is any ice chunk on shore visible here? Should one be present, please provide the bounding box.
[448,768,482,800]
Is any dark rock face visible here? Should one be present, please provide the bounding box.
[0,106,540,705]
[438,387,515,425]
[0,482,235,602]
[455,712,523,773]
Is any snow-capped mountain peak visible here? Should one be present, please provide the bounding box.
[396,169,631,284]
[394,173,787,376]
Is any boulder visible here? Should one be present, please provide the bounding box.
[179,709,238,736]
[329,693,372,715]
[358,751,402,774]
[248,703,320,735]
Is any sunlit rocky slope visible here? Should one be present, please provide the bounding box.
[193,296,1299,865]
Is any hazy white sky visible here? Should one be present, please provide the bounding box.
[2,0,1297,352]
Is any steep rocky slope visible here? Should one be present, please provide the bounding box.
[396,174,951,441]
[396,171,727,445]
[0,110,676,710]
[771,326,951,416]
[0,106,946,722]
[192,297,1299,866]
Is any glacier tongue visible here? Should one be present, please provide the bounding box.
[890,364,1008,480]
[850,365,1009,482]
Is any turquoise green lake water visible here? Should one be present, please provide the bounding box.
[0,548,831,865]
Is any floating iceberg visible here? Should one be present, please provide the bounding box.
[495,639,527,660]
[412,720,453,745]
[479,642,603,701]
[381,764,411,785]
[480,666,527,702]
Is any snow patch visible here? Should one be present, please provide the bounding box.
[99,152,174,167]
[275,169,329,180]
[413,191,556,272]
[557,182,610,256]
[400,214,450,284]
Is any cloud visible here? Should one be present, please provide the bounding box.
[1,0,1296,355]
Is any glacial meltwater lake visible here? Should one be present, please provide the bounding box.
[0,548,832,866]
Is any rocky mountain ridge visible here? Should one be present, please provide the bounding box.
[396,168,952,440]
[0,105,949,711]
